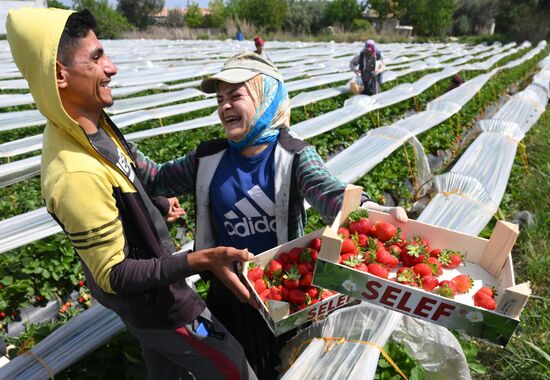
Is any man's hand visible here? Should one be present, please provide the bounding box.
[353,69,361,76]
[165,197,186,222]
[188,247,256,306]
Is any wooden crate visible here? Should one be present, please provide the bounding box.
[312,185,530,346]
[240,230,354,336]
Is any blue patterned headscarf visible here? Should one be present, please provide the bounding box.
[227,74,290,151]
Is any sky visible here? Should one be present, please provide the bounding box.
[60,0,212,9]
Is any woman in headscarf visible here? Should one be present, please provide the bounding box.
[349,39,385,95]
[132,52,406,379]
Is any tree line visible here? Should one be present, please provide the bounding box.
[47,0,549,42]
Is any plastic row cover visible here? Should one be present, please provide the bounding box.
[418,53,550,234]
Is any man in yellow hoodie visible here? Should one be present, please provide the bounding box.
[7,8,257,380]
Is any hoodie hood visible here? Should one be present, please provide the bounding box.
[6,8,80,131]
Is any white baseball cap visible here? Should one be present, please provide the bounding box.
[200,51,282,93]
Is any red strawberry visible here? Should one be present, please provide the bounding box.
[437,280,457,299]
[254,279,267,294]
[420,275,439,291]
[342,255,362,269]
[247,264,264,283]
[267,259,283,277]
[309,238,322,252]
[387,244,402,256]
[473,291,496,310]
[338,227,350,239]
[288,289,308,305]
[355,263,369,272]
[320,290,336,300]
[376,250,399,269]
[297,262,313,275]
[451,274,473,294]
[259,289,270,302]
[429,248,441,258]
[306,287,319,299]
[477,286,497,298]
[373,221,397,242]
[356,234,368,248]
[300,248,318,263]
[438,249,463,269]
[348,209,373,235]
[367,263,389,279]
[341,238,357,254]
[412,263,433,278]
[281,286,289,301]
[339,253,357,263]
[278,252,290,265]
[269,286,283,301]
[405,241,427,265]
[282,265,301,289]
[396,267,417,283]
[288,248,302,264]
[0,311,6,319]
[300,272,313,287]
[426,257,443,276]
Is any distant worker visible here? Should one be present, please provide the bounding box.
[445,74,464,93]
[254,35,272,62]
[349,39,385,96]
[236,29,244,41]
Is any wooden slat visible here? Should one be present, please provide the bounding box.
[496,282,531,319]
[479,221,519,277]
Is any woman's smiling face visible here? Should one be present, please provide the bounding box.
[216,81,257,142]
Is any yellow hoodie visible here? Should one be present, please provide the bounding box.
[7,8,204,328]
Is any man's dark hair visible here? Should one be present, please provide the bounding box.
[57,9,97,66]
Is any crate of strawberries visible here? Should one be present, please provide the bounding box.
[312,185,530,346]
[241,229,354,336]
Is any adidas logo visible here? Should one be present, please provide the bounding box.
[223,185,277,237]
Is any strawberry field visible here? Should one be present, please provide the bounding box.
[1,38,549,379]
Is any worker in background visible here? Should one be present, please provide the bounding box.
[349,39,385,95]
[254,35,272,62]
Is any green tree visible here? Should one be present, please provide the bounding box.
[367,0,398,32]
[397,0,454,36]
[495,0,550,42]
[452,0,498,35]
[284,0,329,35]
[166,9,185,27]
[76,0,132,39]
[203,0,226,28]
[184,2,204,28]
[226,0,287,32]
[324,0,364,31]
[47,0,69,9]
[117,0,164,30]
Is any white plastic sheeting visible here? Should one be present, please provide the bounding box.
[279,304,403,380]
[418,54,550,234]
[0,208,61,254]
[0,303,124,380]
[0,49,487,178]
[280,304,470,380]
[1,42,545,251]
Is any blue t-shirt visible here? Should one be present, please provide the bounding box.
[210,142,278,254]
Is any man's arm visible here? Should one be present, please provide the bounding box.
[50,172,253,302]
